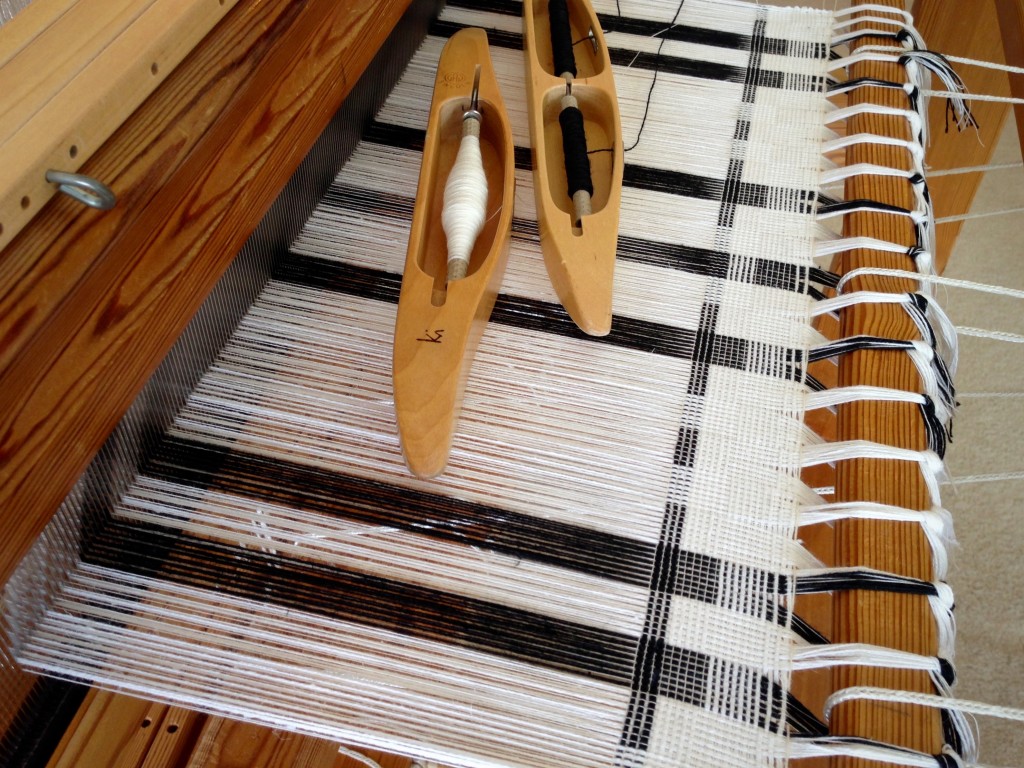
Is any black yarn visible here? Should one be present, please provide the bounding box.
[559,106,594,197]
[549,0,577,77]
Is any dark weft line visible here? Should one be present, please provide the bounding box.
[360,121,819,216]
[273,254,803,376]
[147,434,654,588]
[319,181,808,293]
[79,514,816,733]
[441,0,828,58]
[145,435,800,617]
[426,19,822,91]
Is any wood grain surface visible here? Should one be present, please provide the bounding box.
[0,0,242,251]
[830,1,943,763]
[0,0,413,588]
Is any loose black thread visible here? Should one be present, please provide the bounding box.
[560,106,595,197]
[623,0,687,153]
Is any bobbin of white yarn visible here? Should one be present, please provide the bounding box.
[441,114,487,282]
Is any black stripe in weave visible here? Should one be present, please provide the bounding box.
[273,254,805,375]
[78,507,814,733]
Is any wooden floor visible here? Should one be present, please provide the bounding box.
[47,689,419,768]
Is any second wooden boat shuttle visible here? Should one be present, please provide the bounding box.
[393,28,515,479]
[524,0,623,337]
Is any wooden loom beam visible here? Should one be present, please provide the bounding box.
[829,0,943,763]
[0,0,414,590]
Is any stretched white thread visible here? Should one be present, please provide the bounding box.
[799,501,953,579]
[442,120,487,279]
[958,392,1024,398]
[816,236,921,259]
[811,290,906,315]
[809,338,949,425]
[832,26,922,50]
[788,738,947,768]
[811,291,960,375]
[826,687,1024,723]
[956,327,1024,344]
[943,53,1024,76]
[806,385,925,410]
[823,103,923,141]
[925,89,1024,106]
[822,133,925,166]
[338,746,385,768]
[793,644,944,675]
[929,161,1024,177]
[942,471,1024,485]
[837,268,1024,301]
[820,162,923,185]
[800,441,946,508]
[791,645,965,738]
[832,4,914,25]
[936,207,1024,225]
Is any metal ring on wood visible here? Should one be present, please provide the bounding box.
[45,170,117,210]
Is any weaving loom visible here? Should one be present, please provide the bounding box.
[1,0,1021,766]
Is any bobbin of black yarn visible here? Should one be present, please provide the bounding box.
[559,106,594,199]
[549,0,577,77]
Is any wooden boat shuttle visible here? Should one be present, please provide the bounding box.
[393,28,515,479]
[524,0,623,336]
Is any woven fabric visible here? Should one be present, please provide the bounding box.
[7,1,834,766]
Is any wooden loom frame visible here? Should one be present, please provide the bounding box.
[1,0,1022,764]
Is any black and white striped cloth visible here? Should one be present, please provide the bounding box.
[12,1,836,765]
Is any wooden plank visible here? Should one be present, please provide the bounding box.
[46,689,166,767]
[0,0,300,374]
[0,0,413,588]
[912,0,1011,273]
[0,0,242,252]
[185,718,337,768]
[994,0,1024,154]
[829,1,944,763]
[0,0,157,146]
[0,0,79,67]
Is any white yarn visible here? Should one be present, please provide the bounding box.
[799,501,953,579]
[815,236,921,259]
[831,4,914,26]
[339,746,385,768]
[789,737,954,767]
[792,644,946,678]
[811,290,909,316]
[442,123,487,275]
[837,268,1024,301]
[943,471,1024,485]
[806,385,925,409]
[936,206,1024,225]
[823,103,924,143]
[801,441,946,508]
[929,162,1024,177]
[821,133,925,171]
